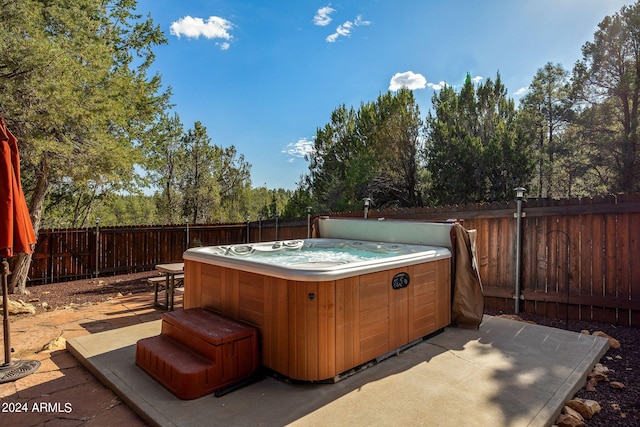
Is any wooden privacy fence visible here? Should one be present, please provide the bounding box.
[334,193,640,327]
[26,194,639,326]
[28,220,308,285]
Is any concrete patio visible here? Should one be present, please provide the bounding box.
[0,289,609,426]
[67,308,608,427]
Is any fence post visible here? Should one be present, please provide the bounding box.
[185,219,189,250]
[514,188,526,314]
[94,218,100,278]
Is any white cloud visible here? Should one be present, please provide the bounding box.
[314,6,335,26]
[514,87,528,96]
[325,14,370,42]
[389,71,427,91]
[326,21,353,42]
[354,15,371,26]
[170,16,234,48]
[426,81,447,90]
[283,138,315,161]
[472,75,483,83]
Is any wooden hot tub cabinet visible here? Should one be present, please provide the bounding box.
[183,257,451,381]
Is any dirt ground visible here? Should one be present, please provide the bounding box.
[8,274,640,426]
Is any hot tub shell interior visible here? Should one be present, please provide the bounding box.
[183,219,454,381]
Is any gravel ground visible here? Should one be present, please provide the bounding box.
[10,275,640,426]
[19,271,159,313]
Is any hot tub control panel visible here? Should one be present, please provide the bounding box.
[392,272,410,289]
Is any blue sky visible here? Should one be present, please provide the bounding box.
[135,0,633,190]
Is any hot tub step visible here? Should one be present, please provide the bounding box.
[135,308,260,400]
[136,335,217,400]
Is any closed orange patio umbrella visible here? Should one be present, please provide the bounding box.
[0,116,39,382]
[0,117,36,258]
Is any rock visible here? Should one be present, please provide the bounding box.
[588,363,609,382]
[585,379,597,392]
[580,330,590,335]
[566,399,601,420]
[589,372,608,383]
[556,413,585,427]
[593,363,609,374]
[593,331,621,349]
[563,405,585,422]
[497,314,536,324]
[610,381,625,389]
[39,336,66,353]
[0,297,36,315]
[583,399,601,416]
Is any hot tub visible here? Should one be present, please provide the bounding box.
[183,218,453,381]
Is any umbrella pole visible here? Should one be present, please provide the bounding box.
[2,259,11,365]
[0,258,40,383]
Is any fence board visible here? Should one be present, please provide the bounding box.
[591,196,606,323]
[567,197,582,321]
[629,194,640,327]
[604,205,618,324]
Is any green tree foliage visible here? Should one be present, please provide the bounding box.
[425,73,534,205]
[91,194,158,226]
[307,104,360,212]
[179,121,222,224]
[358,90,424,207]
[213,145,252,222]
[177,121,253,224]
[572,1,640,193]
[306,89,424,212]
[520,63,575,198]
[282,178,313,218]
[246,186,292,221]
[144,112,185,224]
[1,0,169,292]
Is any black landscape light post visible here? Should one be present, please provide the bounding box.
[275,211,279,241]
[363,198,371,219]
[246,216,251,243]
[514,187,526,314]
[306,206,312,238]
[258,213,262,242]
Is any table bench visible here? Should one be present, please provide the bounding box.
[149,262,184,311]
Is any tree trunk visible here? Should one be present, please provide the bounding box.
[9,160,49,294]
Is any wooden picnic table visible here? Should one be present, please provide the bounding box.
[154,262,184,311]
